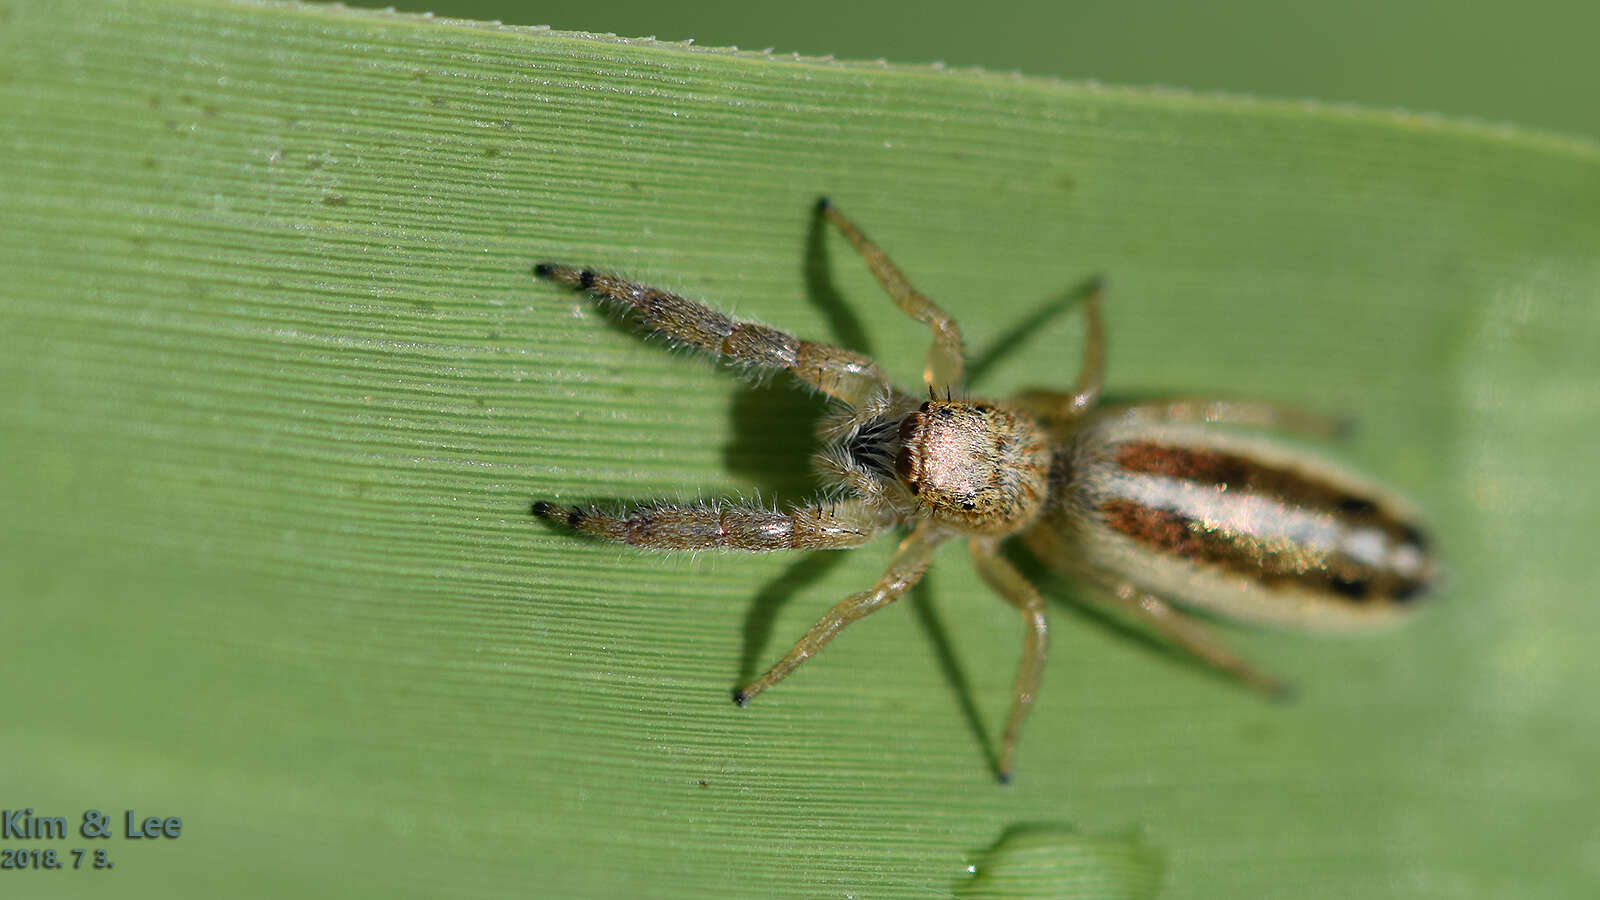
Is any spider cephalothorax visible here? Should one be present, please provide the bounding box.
[895,400,1051,534]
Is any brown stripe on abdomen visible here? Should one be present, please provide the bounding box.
[1098,498,1429,606]
[1114,441,1429,556]
[1116,441,1364,513]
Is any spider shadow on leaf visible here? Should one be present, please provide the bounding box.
[906,571,1001,776]
[965,275,1104,388]
[734,559,1000,776]
[722,202,876,498]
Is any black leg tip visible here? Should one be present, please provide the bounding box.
[1085,273,1108,294]
[996,770,1013,785]
[732,689,750,707]
[532,263,557,279]
[578,269,596,289]
[814,196,832,213]
[1268,682,1298,705]
[531,500,552,518]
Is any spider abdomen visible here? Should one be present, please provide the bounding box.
[1028,418,1436,629]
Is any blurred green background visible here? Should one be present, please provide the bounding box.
[3,2,1597,899]
[361,0,1600,140]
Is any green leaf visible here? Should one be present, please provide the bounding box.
[3,2,1596,897]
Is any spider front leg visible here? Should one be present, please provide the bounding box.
[969,539,1049,783]
[818,199,966,391]
[532,499,884,552]
[532,264,891,407]
[736,523,947,704]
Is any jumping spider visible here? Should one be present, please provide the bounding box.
[531,199,1434,781]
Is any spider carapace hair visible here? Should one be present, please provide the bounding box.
[530,198,1436,782]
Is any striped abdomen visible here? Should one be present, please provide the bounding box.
[1030,422,1436,629]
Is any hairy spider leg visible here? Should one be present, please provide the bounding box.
[1005,279,1106,423]
[968,539,1049,783]
[531,499,884,552]
[735,523,947,705]
[1081,568,1289,699]
[818,198,966,392]
[1006,281,1343,440]
[533,263,892,407]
